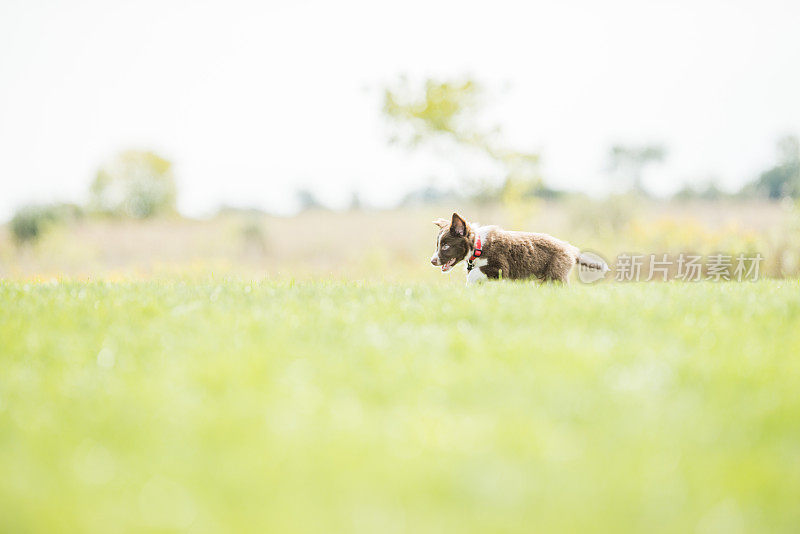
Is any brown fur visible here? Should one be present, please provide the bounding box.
[431,212,606,283]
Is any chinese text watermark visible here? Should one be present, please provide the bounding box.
[577,252,765,283]
[612,253,764,282]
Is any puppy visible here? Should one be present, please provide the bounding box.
[430,212,609,285]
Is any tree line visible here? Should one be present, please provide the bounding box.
[382,77,800,205]
[8,77,799,244]
[10,150,177,245]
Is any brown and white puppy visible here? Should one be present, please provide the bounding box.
[430,212,609,285]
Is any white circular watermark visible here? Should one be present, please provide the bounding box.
[577,251,610,284]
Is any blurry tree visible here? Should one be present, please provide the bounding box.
[296,188,323,212]
[698,183,724,201]
[90,150,177,218]
[745,135,800,199]
[673,179,727,201]
[608,145,666,196]
[383,77,545,208]
[348,191,362,211]
[384,78,477,142]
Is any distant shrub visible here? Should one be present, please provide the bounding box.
[240,217,268,256]
[752,162,800,199]
[9,203,81,245]
[673,182,728,201]
[740,136,800,199]
[10,208,43,244]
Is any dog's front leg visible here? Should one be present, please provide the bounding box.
[466,266,488,286]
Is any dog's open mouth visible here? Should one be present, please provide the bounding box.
[441,258,456,272]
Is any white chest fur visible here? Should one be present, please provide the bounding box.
[466,258,488,285]
[465,224,491,286]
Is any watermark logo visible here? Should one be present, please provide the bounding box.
[613,253,764,282]
[577,251,610,284]
[577,252,765,283]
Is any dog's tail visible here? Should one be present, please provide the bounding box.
[576,252,611,272]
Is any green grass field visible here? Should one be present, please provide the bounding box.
[2,279,800,533]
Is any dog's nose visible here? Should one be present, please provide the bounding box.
[430,256,439,266]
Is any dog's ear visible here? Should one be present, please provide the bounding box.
[450,212,467,237]
[432,218,448,229]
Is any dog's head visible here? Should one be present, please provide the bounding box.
[430,212,473,272]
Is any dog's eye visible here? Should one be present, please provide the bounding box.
[442,245,450,250]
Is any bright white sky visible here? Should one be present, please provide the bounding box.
[1,0,799,219]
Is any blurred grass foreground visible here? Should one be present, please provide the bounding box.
[2,279,800,533]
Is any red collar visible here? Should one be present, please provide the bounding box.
[469,235,482,262]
